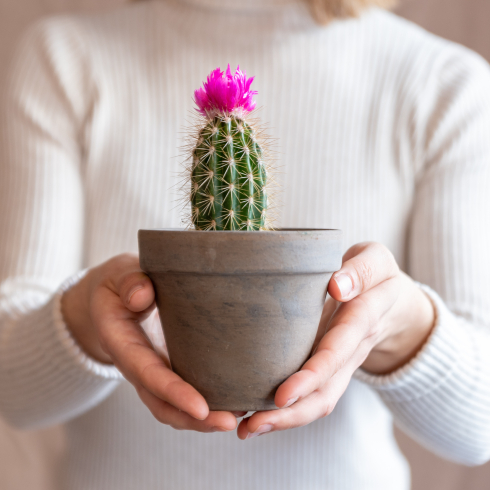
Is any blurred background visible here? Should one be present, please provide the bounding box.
[0,0,489,489]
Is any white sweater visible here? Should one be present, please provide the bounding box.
[1,0,490,488]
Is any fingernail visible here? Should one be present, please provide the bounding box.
[334,273,353,299]
[126,286,143,304]
[212,426,229,432]
[246,423,273,439]
[283,396,298,408]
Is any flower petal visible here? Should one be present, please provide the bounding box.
[194,65,257,116]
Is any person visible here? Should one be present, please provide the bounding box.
[1,0,490,488]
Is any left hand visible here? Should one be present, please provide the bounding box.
[237,242,436,440]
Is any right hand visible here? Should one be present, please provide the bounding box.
[61,253,242,432]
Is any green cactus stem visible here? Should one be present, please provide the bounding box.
[191,114,267,231]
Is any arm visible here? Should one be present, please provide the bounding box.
[238,46,490,466]
[355,47,490,465]
[0,18,123,429]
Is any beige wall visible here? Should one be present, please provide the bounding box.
[397,0,490,62]
[0,418,64,490]
[0,1,489,489]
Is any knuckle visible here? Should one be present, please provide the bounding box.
[366,321,382,342]
[320,401,336,419]
[280,414,295,431]
[109,253,138,268]
[372,243,399,276]
[154,411,167,425]
[119,252,138,261]
[329,351,347,374]
[119,272,151,295]
[344,241,369,259]
[138,361,164,384]
[354,260,374,290]
[315,348,346,376]
[153,403,176,427]
[370,242,386,254]
[98,254,143,289]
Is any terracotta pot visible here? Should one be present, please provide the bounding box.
[138,229,342,412]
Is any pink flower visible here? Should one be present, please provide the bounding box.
[194,65,257,117]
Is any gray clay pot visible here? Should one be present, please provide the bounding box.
[138,229,342,412]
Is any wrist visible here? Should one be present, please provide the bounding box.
[61,272,112,364]
[362,280,436,375]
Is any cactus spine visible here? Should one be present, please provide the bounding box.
[191,114,267,231]
[183,65,274,231]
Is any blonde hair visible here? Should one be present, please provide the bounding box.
[131,0,396,25]
[308,0,397,24]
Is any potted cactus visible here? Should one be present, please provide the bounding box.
[139,66,342,411]
[188,65,270,231]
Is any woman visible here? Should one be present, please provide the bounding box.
[1,0,490,488]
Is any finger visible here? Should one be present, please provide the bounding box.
[96,253,155,313]
[239,361,357,440]
[91,287,209,421]
[275,279,398,408]
[117,271,155,314]
[137,384,238,432]
[328,242,399,302]
[311,296,338,354]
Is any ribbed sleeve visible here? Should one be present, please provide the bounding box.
[0,274,122,429]
[354,48,490,465]
[0,19,122,429]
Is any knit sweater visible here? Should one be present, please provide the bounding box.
[1,0,490,488]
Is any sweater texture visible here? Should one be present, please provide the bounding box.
[1,0,490,488]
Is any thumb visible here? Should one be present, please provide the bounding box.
[117,270,155,313]
[328,242,398,302]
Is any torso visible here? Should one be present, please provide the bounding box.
[58,2,450,487]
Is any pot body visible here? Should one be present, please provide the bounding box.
[138,229,342,411]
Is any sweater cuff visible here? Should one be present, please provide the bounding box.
[353,284,469,403]
[0,271,123,428]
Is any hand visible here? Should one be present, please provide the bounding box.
[237,242,435,440]
[61,253,242,433]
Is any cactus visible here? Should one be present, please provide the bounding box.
[183,65,274,231]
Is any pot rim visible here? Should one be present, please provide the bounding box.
[139,228,341,234]
[139,228,343,275]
